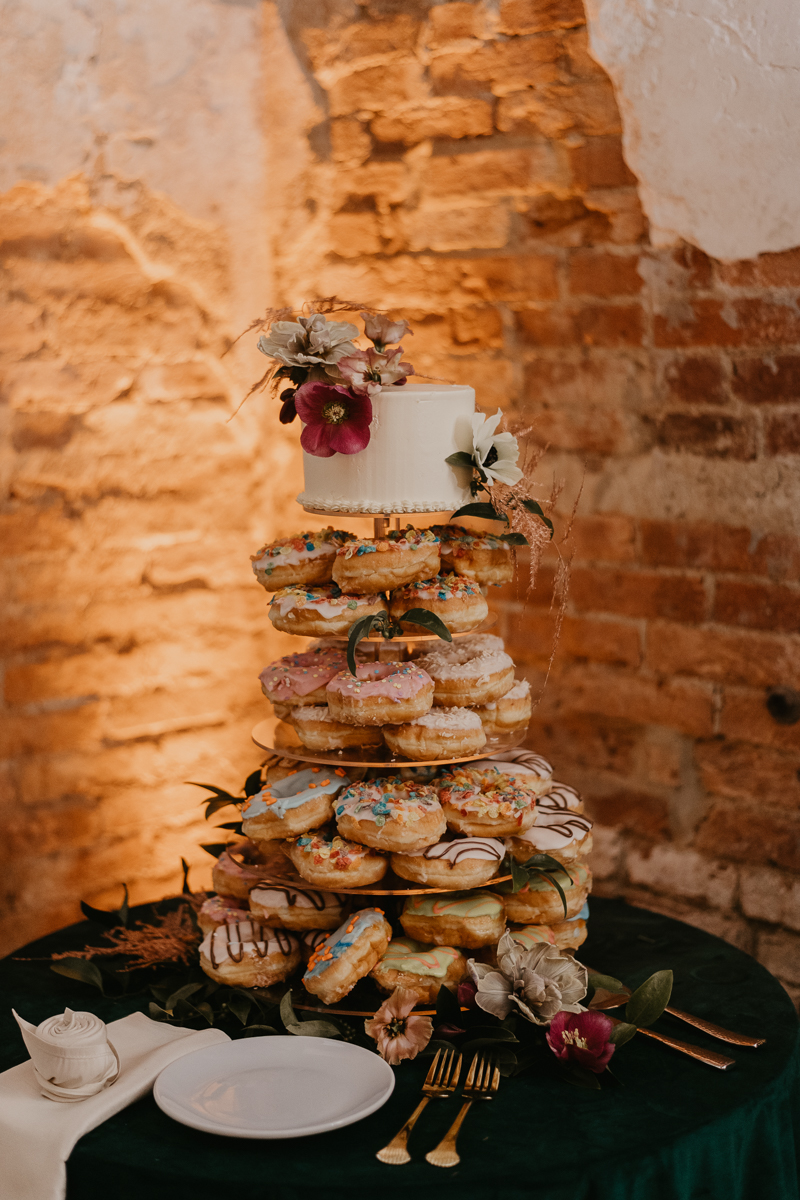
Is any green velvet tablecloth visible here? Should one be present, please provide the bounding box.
[2,897,798,1200]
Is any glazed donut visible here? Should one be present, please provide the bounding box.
[535,782,584,816]
[400,890,505,949]
[503,861,591,925]
[371,939,467,1004]
[326,662,433,726]
[197,894,249,934]
[414,643,515,708]
[437,767,538,836]
[303,908,392,1005]
[300,929,330,963]
[469,750,554,795]
[510,924,557,950]
[199,920,300,987]
[334,777,446,854]
[474,679,532,734]
[284,831,388,887]
[391,835,505,889]
[550,902,589,950]
[411,631,504,661]
[290,705,384,751]
[332,527,440,594]
[507,809,593,866]
[251,528,353,591]
[429,525,513,585]
[388,574,488,635]
[383,707,486,761]
[269,584,387,637]
[212,840,289,900]
[259,647,349,709]
[249,884,343,931]
[241,766,350,841]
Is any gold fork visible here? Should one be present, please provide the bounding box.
[425,1052,499,1168]
[376,1047,462,1165]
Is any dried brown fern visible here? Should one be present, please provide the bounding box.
[51,906,201,972]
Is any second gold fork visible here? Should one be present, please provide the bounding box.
[376,1047,462,1165]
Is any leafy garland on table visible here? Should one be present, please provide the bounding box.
[37,768,675,1089]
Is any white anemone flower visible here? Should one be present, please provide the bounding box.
[457,409,523,486]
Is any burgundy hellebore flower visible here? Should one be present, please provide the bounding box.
[294,381,373,458]
[457,978,478,1009]
[546,1009,616,1074]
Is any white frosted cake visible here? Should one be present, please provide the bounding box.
[297,383,475,514]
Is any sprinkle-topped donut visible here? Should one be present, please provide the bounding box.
[414,643,515,708]
[304,908,387,979]
[303,908,392,1004]
[294,831,382,867]
[326,661,434,726]
[284,830,389,888]
[332,526,441,595]
[335,777,441,827]
[251,528,354,591]
[392,573,482,601]
[437,766,539,836]
[388,572,488,635]
[428,523,513,586]
[258,647,349,706]
[268,584,387,637]
[243,767,349,821]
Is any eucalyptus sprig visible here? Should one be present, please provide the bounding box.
[346,608,452,674]
[496,853,573,918]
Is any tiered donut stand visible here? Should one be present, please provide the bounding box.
[248,511,549,1016]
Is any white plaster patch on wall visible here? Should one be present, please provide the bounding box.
[584,0,800,261]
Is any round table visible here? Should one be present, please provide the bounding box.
[2,897,798,1200]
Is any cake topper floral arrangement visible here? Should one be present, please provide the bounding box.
[251,306,413,457]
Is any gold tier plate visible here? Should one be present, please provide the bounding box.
[251,715,527,769]
[248,862,511,897]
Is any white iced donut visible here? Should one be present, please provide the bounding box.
[507,810,593,865]
[197,894,249,934]
[474,678,532,734]
[251,528,354,590]
[469,750,554,795]
[383,707,486,761]
[535,782,584,816]
[414,643,515,707]
[199,920,300,986]
[429,524,513,585]
[248,884,343,931]
[269,584,387,637]
[391,835,505,889]
[332,527,440,594]
[289,705,384,750]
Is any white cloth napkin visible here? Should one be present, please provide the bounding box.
[13,1009,120,1102]
[0,1010,229,1200]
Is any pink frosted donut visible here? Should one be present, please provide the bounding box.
[326,661,434,726]
[259,647,348,708]
[197,895,249,934]
[211,840,286,900]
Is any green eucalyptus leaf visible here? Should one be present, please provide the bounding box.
[445,451,475,469]
[501,532,529,546]
[50,959,105,994]
[347,613,379,675]
[242,1025,279,1037]
[180,857,192,894]
[79,900,122,929]
[214,821,243,832]
[204,797,241,821]
[244,768,263,797]
[118,883,130,929]
[523,853,570,877]
[462,1026,519,1043]
[625,970,673,1028]
[510,857,532,893]
[560,1062,602,1090]
[200,843,229,859]
[166,982,205,1011]
[292,1018,342,1038]
[188,783,239,802]
[544,871,569,918]
[608,1021,637,1046]
[227,994,253,1025]
[587,972,626,996]
[192,1001,216,1025]
[450,501,508,523]
[399,608,453,642]
[419,1039,459,1057]
[520,498,555,538]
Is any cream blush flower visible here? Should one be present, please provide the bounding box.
[546,1010,616,1074]
[365,987,433,1065]
[467,935,587,1026]
[361,312,412,349]
[338,347,414,396]
[294,382,373,457]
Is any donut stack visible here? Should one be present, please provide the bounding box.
[192,518,595,1007]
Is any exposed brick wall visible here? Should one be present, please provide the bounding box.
[278,0,800,999]
[0,175,300,952]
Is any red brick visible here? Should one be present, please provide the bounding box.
[586,789,670,838]
[714,579,800,634]
[655,298,800,349]
[646,620,800,688]
[569,137,637,188]
[766,413,800,456]
[548,664,715,737]
[664,356,727,404]
[720,689,800,751]
[304,16,421,69]
[516,303,644,347]
[732,355,800,403]
[571,514,637,563]
[329,60,427,118]
[568,252,641,297]
[498,0,585,35]
[426,2,485,44]
[423,146,562,198]
[430,35,561,93]
[655,412,756,460]
[695,739,800,806]
[520,193,613,246]
[509,612,641,668]
[717,246,800,288]
[669,243,714,289]
[640,519,800,583]
[527,713,642,775]
[459,255,559,302]
[694,803,800,872]
[570,566,707,622]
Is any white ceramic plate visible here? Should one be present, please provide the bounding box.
[153,1036,395,1139]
